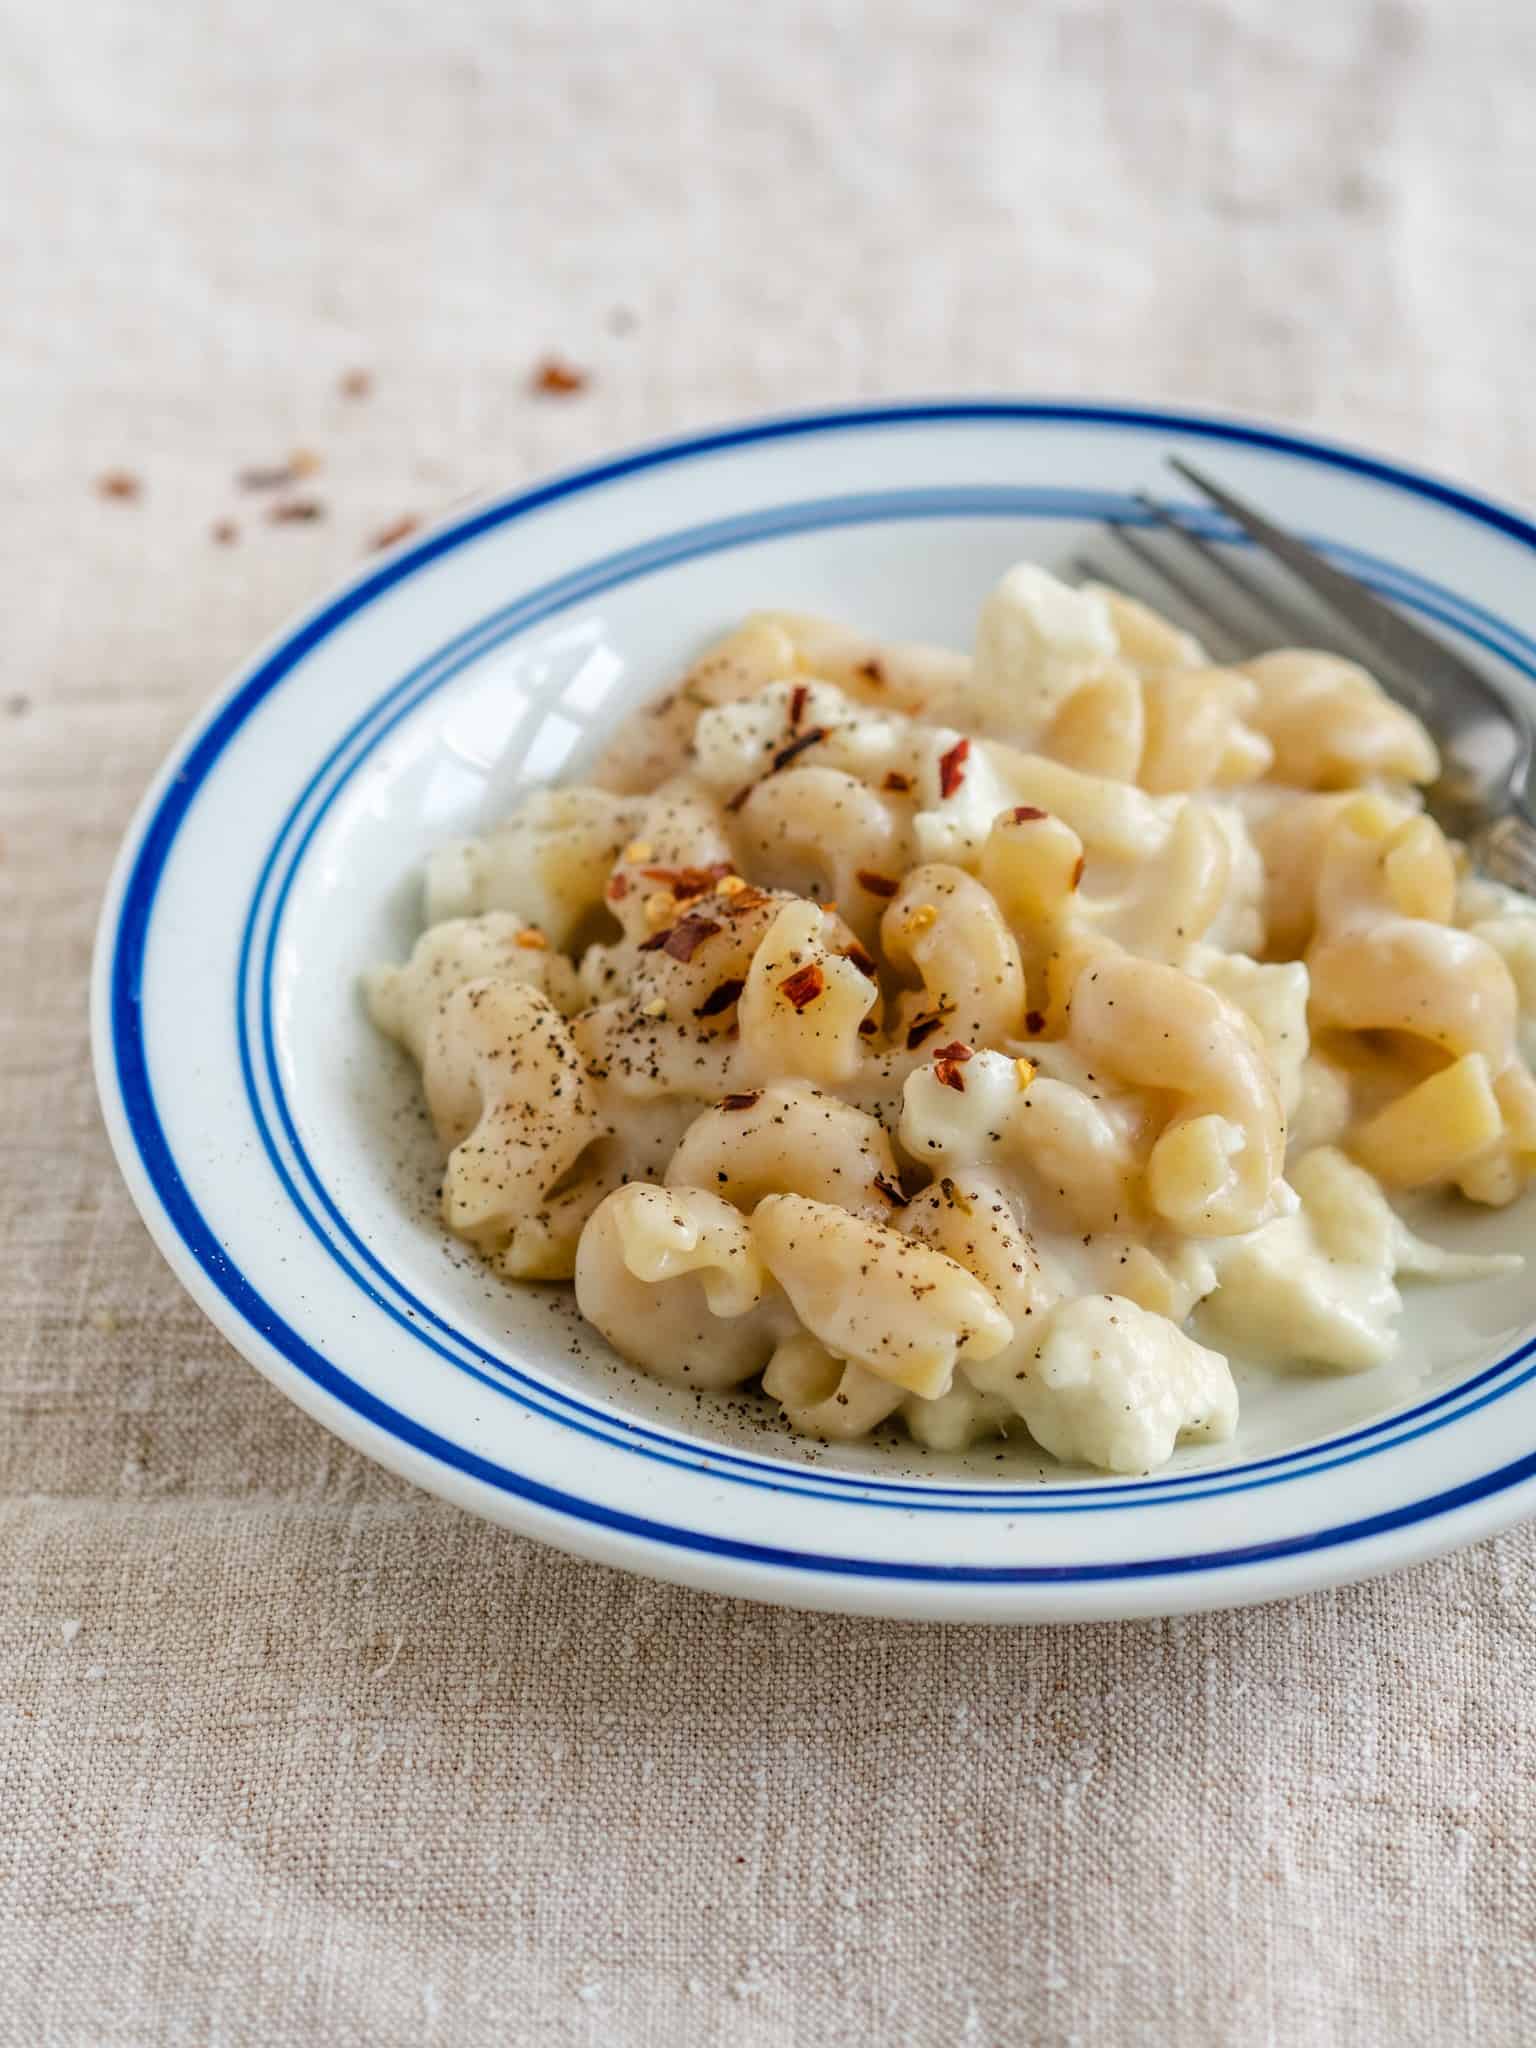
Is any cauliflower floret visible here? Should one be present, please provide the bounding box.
[1016,1293,1237,1473]
[424,788,639,945]
[967,563,1117,742]
[1200,1147,1518,1373]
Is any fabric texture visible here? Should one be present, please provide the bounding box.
[4,2,1536,2041]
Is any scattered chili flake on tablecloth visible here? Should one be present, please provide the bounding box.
[532,356,589,395]
[370,514,420,552]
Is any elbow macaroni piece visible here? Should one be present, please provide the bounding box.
[365,911,583,1059]
[575,1184,790,1390]
[423,979,606,1278]
[366,559,1536,1474]
[752,1193,1013,1399]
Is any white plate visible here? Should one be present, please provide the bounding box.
[92,400,1536,1621]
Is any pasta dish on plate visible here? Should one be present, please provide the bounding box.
[363,564,1536,1474]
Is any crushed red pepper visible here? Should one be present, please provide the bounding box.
[842,941,879,978]
[905,1015,944,1050]
[720,1091,761,1112]
[771,725,828,773]
[938,737,970,800]
[779,963,825,1010]
[1011,804,1048,822]
[371,514,420,551]
[640,861,733,899]
[268,498,325,523]
[856,869,899,898]
[788,683,809,727]
[532,356,589,395]
[660,914,721,961]
[606,873,630,901]
[694,977,745,1018]
[882,770,912,793]
[640,913,721,961]
[933,1040,974,1092]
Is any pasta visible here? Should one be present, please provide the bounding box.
[364,559,1536,1474]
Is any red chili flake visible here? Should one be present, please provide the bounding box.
[779,963,825,1011]
[938,737,970,800]
[640,861,733,899]
[1025,1009,1047,1035]
[842,941,879,978]
[873,1173,908,1207]
[606,873,630,902]
[725,885,771,912]
[771,725,828,774]
[239,463,295,491]
[96,470,141,500]
[1011,805,1049,823]
[210,519,239,546]
[905,1015,944,1051]
[695,977,745,1018]
[856,869,899,899]
[532,356,589,395]
[857,658,885,686]
[724,784,754,813]
[720,1091,761,1112]
[788,684,809,727]
[882,770,912,793]
[340,368,373,398]
[268,498,325,523]
[1071,853,1086,889]
[933,1043,972,1092]
[660,914,722,961]
[371,514,420,552]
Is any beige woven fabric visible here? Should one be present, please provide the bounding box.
[5,3,1536,2042]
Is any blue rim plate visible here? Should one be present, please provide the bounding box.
[91,399,1536,1620]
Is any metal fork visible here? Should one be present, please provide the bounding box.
[1075,458,1536,894]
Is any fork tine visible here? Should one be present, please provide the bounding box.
[1167,458,1451,724]
[1099,524,1248,658]
[1133,492,1311,642]
[1120,497,1266,648]
[1072,555,1123,589]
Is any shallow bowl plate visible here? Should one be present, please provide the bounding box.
[92,400,1536,1620]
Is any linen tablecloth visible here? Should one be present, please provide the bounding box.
[5,4,1535,2041]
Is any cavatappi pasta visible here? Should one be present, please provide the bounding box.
[363,563,1533,1474]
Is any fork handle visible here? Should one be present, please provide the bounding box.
[1469,808,1536,897]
